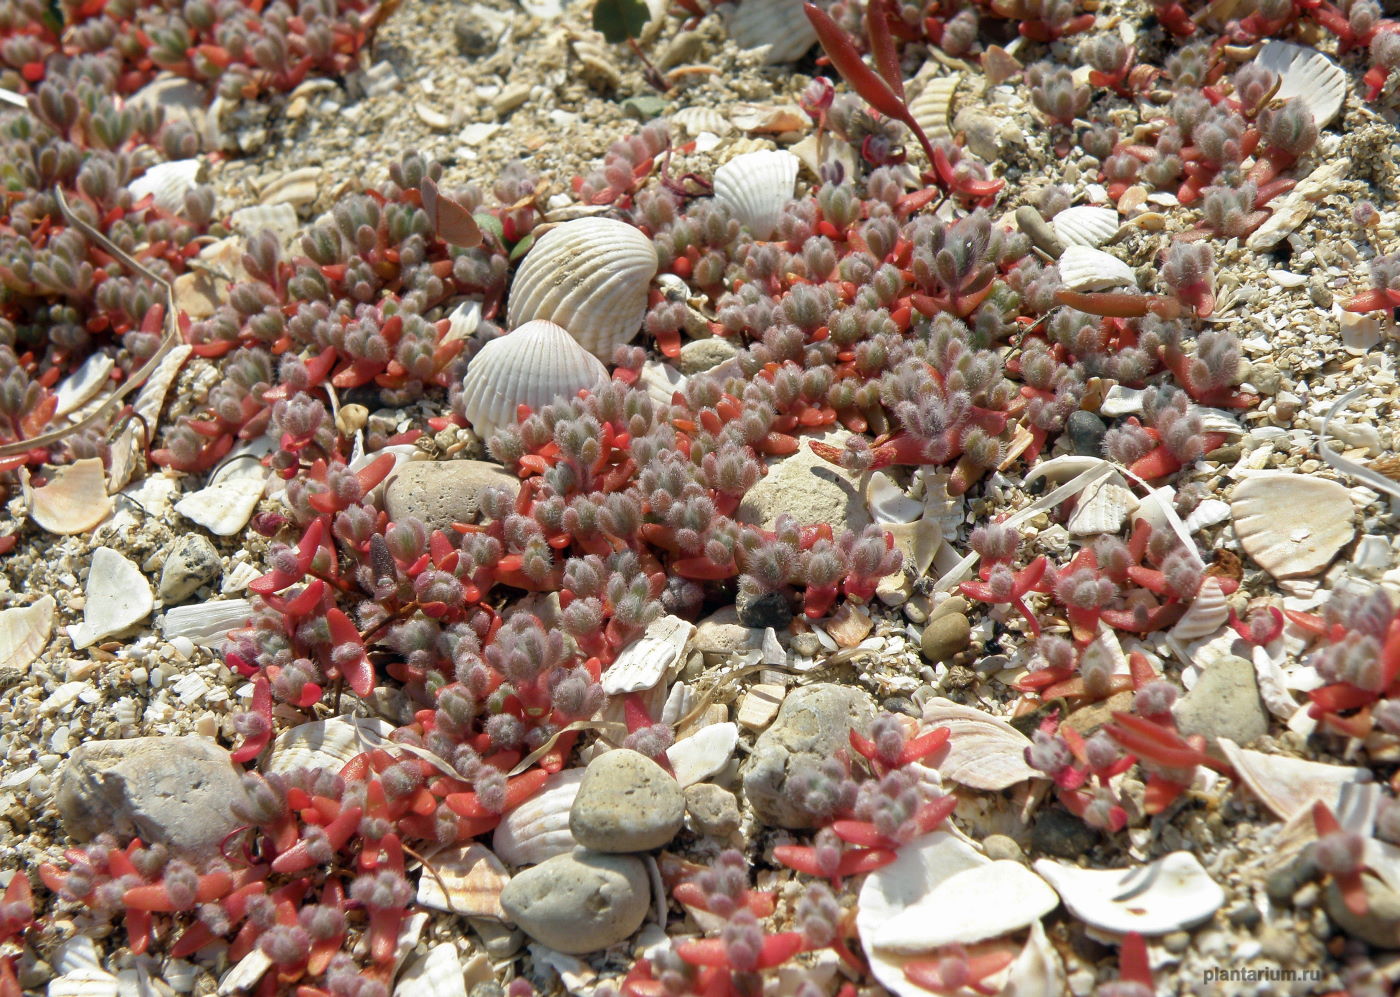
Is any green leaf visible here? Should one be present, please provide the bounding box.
[592,0,651,43]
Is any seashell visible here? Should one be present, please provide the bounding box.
[175,477,266,537]
[638,361,686,412]
[1247,157,1349,251]
[108,343,192,493]
[713,149,800,241]
[66,547,153,650]
[53,936,102,975]
[229,202,299,247]
[392,913,430,976]
[160,598,252,647]
[27,458,111,535]
[416,843,510,919]
[1254,41,1346,129]
[507,218,657,362]
[1169,577,1231,642]
[725,0,817,63]
[737,683,785,730]
[920,698,1037,791]
[1052,205,1120,248]
[872,860,1058,952]
[1066,476,1135,535]
[1099,384,1144,417]
[670,106,733,137]
[1183,497,1230,534]
[393,943,466,997]
[162,959,199,993]
[660,680,698,726]
[459,320,609,442]
[907,72,957,144]
[258,166,322,209]
[47,969,120,997]
[218,950,271,997]
[570,31,621,89]
[443,299,482,344]
[0,594,54,673]
[54,352,115,417]
[1218,737,1371,822]
[1033,851,1224,935]
[667,721,739,787]
[127,159,202,214]
[603,615,695,695]
[1057,245,1137,291]
[1003,920,1066,997]
[1195,407,1246,437]
[266,715,395,775]
[866,471,924,524]
[1230,471,1354,578]
[493,768,585,866]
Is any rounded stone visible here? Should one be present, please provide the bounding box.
[1173,655,1269,748]
[1031,805,1098,859]
[1066,410,1108,457]
[678,337,739,376]
[1326,877,1400,947]
[742,683,875,829]
[920,612,972,663]
[499,849,650,953]
[55,736,251,858]
[684,782,741,838]
[736,431,870,535]
[382,459,520,535]
[735,588,793,629]
[981,834,1026,864]
[157,534,222,604]
[570,748,684,852]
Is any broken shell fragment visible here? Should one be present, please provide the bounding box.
[602,614,695,695]
[713,149,800,242]
[1057,245,1137,291]
[27,458,112,535]
[174,477,266,537]
[1230,471,1354,579]
[0,594,54,673]
[416,842,511,919]
[1033,851,1224,935]
[1218,738,1372,822]
[506,217,658,362]
[66,547,154,650]
[725,0,817,63]
[1254,40,1346,129]
[458,320,608,444]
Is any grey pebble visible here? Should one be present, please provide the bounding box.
[469,915,523,959]
[1066,410,1108,457]
[1325,877,1400,948]
[569,749,684,853]
[500,850,651,954]
[678,337,739,376]
[55,736,251,858]
[742,683,874,829]
[684,783,741,838]
[981,834,1025,864]
[735,588,792,629]
[158,534,222,604]
[1032,806,1098,858]
[1173,655,1269,748]
[921,612,971,663]
[383,459,520,535]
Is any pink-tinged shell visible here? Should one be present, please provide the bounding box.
[27,458,112,535]
[507,218,657,361]
[492,768,584,866]
[459,320,608,443]
[416,842,511,918]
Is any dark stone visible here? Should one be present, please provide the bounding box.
[1066,410,1109,457]
[1031,805,1098,858]
[736,588,793,629]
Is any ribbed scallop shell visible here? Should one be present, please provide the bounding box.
[1169,577,1230,642]
[1254,40,1346,129]
[507,218,657,361]
[492,768,584,866]
[1052,205,1119,247]
[920,698,1037,791]
[266,716,395,775]
[907,73,958,144]
[459,320,608,442]
[127,159,202,214]
[713,149,799,241]
[726,0,817,63]
[1057,245,1137,291]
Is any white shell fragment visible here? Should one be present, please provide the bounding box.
[666,721,738,787]
[459,320,608,443]
[725,0,817,63]
[127,159,202,213]
[638,361,686,412]
[1067,476,1135,535]
[492,768,584,866]
[1230,472,1354,578]
[873,861,1058,951]
[266,715,395,775]
[920,698,1037,790]
[867,471,925,524]
[1003,920,1067,997]
[393,943,467,997]
[66,547,154,649]
[1168,577,1231,643]
[27,458,112,534]
[175,477,266,537]
[1254,41,1346,130]
[603,615,695,695]
[507,217,658,362]
[1218,738,1372,821]
[713,149,800,242]
[1057,245,1137,291]
[416,842,511,919]
[0,594,54,673]
[54,352,115,417]
[1052,205,1119,248]
[1033,852,1224,935]
[160,598,252,647]
[47,968,120,997]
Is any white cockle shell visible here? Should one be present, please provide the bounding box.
[907,72,958,145]
[603,614,695,695]
[1230,471,1354,578]
[725,0,817,63]
[1052,205,1120,248]
[1254,40,1346,130]
[459,320,608,443]
[1168,577,1231,643]
[920,697,1038,791]
[127,159,202,214]
[492,768,584,866]
[265,715,395,775]
[713,149,800,242]
[393,944,468,997]
[507,218,657,361]
[1057,245,1137,291]
[1033,851,1224,935]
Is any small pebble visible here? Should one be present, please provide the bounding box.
[921,613,971,663]
[499,850,651,954]
[981,834,1025,864]
[735,588,792,629]
[683,783,741,838]
[570,749,684,852]
[158,534,222,604]
[1065,410,1108,457]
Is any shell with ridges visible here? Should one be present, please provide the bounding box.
[393,944,467,997]
[266,715,395,775]
[1052,205,1119,247]
[1169,577,1231,642]
[1218,737,1371,821]
[1057,245,1137,291]
[492,768,584,866]
[0,594,54,673]
[27,458,112,535]
[920,698,1037,790]
[713,149,800,242]
[1254,40,1346,129]
[603,614,695,695]
[415,842,510,919]
[160,598,252,647]
[907,72,958,144]
[459,320,608,443]
[725,0,817,63]
[506,218,657,361]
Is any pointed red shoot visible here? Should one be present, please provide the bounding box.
[325,607,372,697]
[231,677,273,763]
[1117,932,1153,987]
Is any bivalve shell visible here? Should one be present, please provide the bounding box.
[1230,471,1354,578]
[1067,476,1134,535]
[1033,851,1224,935]
[175,477,266,537]
[1218,738,1371,821]
[66,547,153,649]
[493,768,584,866]
[920,698,1037,791]
[459,320,608,443]
[127,159,202,214]
[1254,41,1346,129]
[416,842,511,919]
[507,218,657,361]
[1169,577,1231,643]
[713,149,800,241]
[725,0,817,63]
[666,721,739,787]
[1057,245,1137,291]
[160,598,252,647]
[1052,205,1119,247]
[671,106,733,137]
[393,944,467,997]
[27,458,111,535]
[0,594,54,673]
[603,614,695,695]
[907,73,957,144]
[871,860,1058,951]
[266,715,395,775]
[47,969,120,997]
[54,352,115,417]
